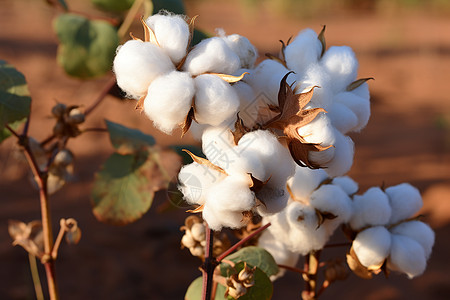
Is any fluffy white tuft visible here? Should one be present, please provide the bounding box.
[311,184,353,224]
[284,29,322,75]
[113,40,174,99]
[219,32,258,69]
[390,221,435,259]
[201,126,235,165]
[385,183,423,224]
[321,46,358,93]
[327,102,359,134]
[288,166,328,201]
[353,226,392,268]
[183,37,240,76]
[144,71,194,133]
[388,234,427,279]
[296,65,333,110]
[319,129,354,177]
[333,91,370,132]
[350,187,392,230]
[331,176,359,196]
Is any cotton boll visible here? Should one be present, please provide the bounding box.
[349,187,392,230]
[388,234,427,279]
[321,46,358,93]
[221,33,258,69]
[284,29,322,75]
[296,65,333,110]
[334,92,370,132]
[144,71,194,133]
[202,204,245,231]
[351,82,370,100]
[353,226,392,268]
[194,74,240,126]
[327,102,359,134]
[288,166,328,201]
[183,37,240,76]
[256,185,290,216]
[113,40,174,99]
[178,162,226,205]
[201,126,235,164]
[233,81,259,128]
[188,122,208,141]
[385,183,423,224]
[145,14,189,64]
[319,129,354,177]
[331,176,359,196]
[390,221,435,259]
[310,184,353,224]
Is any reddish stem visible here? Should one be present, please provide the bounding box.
[84,77,116,117]
[278,264,307,275]
[202,225,216,300]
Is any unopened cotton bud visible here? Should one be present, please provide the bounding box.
[66,108,85,124]
[189,244,204,257]
[385,183,423,224]
[51,103,67,118]
[388,234,427,279]
[390,221,434,259]
[113,40,174,98]
[144,71,195,133]
[181,232,196,249]
[353,226,391,268]
[53,149,73,167]
[183,37,240,76]
[284,28,322,75]
[193,74,240,126]
[350,187,392,230]
[145,14,189,64]
[321,46,358,93]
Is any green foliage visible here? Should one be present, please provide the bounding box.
[53,14,119,79]
[105,120,155,154]
[185,277,227,300]
[220,246,279,278]
[0,60,31,143]
[57,0,69,11]
[169,144,203,165]
[153,0,186,14]
[91,0,135,13]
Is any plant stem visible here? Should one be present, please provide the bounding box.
[117,0,146,39]
[278,264,307,275]
[302,250,321,300]
[202,225,216,300]
[28,253,44,300]
[84,77,116,117]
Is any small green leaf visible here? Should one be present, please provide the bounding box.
[152,0,185,14]
[53,14,119,79]
[185,277,227,300]
[169,144,203,165]
[220,246,279,277]
[220,262,273,300]
[0,118,25,143]
[105,120,155,155]
[91,0,135,13]
[0,61,31,141]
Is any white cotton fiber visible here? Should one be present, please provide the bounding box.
[319,129,354,177]
[202,203,245,231]
[113,40,174,99]
[145,14,189,64]
[388,234,427,279]
[327,102,359,134]
[310,184,353,223]
[183,37,240,76]
[284,29,322,75]
[288,166,328,201]
[351,82,370,100]
[256,185,290,216]
[334,91,370,132]
[353,226,392,268]
[233,81,259,127]
[194,74,240,126]
[350,187,392,230]
[178,162,226,205]
[385,183,423,224]
[390,221,435,259]
[220,33,258,69]
[201,126,235,164]
[331,176,359,196]
[321,46,358,93]
[144,71,194,133]
[296,65,333,110]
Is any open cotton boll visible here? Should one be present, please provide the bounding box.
[178,162,226,205]
[144,71,194,133]
[201,126,235,164]
[233,81,259,128]
[353,226,392,268]
[327,102,359,134]
[385,183,423,224]
[351,82,370,100]
[145,14,189,64]
[194,74,240,126]
[288,166,328,201]
[202,204,246,231]
[390,221,435,259]
[350,187,392,230]
[113,40,174,99]
[318,129,354,177]
[388,234,427,279]
[256,185,290,216]
[310,184,353,223]
[284,28,322,75]
[296,65,333,110]
[334,92,370,132]
[331,176,359,196]
[321,46,358,93]
[220,32,258,69]
[183,37,240,76]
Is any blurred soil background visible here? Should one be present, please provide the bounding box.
[0,0,450,299]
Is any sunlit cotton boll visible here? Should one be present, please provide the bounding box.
[327,102,359,134]
[331,176,359,196]
[388,234,427,279]
[288,166,328,201]
[233,81,259,128]
[353,226,392,268]
[219,31,258,69]
[318,129,354,177]
[350,187,392,230]
[183,37,240,76]
[321,46,358,93]
[113,40,174,99]
[333,91,370,133]
[390,221,435,259]
[296,65,333,110]
[145,14,190,64]
[144,71,195,133]
[310,184,353,224]
[194,74,240,126]
[385,183,423,224]
[284,28,322,75]
[201,126,235,164]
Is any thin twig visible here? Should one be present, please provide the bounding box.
[40,134,56,147]
[117,0,146,39]
[201,225,216,300]
[28,253,44,300]
[278,264,307,275]
[84,77,116,117]
[5,124,21,139]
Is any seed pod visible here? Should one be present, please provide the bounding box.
[190,222,206,242]
[181,232,196,249]
[226,278,247,299]
[189,244,204,257]
[53,121,65,137]
[66,108,85,124]
[51,103,67,118]
[53,149,74,167]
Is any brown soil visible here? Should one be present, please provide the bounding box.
[1,0,449,299]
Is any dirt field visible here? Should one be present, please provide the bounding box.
[0,0,449,299]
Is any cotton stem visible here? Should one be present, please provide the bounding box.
[201,225,216,300]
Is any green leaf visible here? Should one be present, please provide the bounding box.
[57,0,69,11]
[91,0,135,13]
[220,262,273,300]
[169,144,203,165]
[185,277,227,300]
[0,61,31,141]
[105,120,155,155]
[152,0,185,14]
[220,246,279,277]
[0,119,25,143]
[53,14,119,79]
